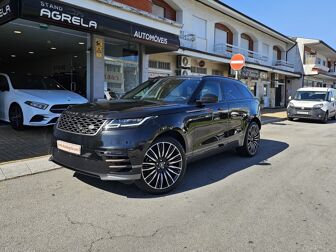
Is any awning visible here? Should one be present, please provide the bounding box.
[0,0,180,53]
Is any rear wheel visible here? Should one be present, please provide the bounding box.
[9,104,24,130]
[237,121,260,157]
[135,137,186,194]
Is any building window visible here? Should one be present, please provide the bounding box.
[212,69,223,76]
[192,16,207,39]
[149,60,171,70]
[262,43,269,58]
[152,4,165,18]
[191,66,207,74]
[317,58,321,65]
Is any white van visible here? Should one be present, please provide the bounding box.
[287,87,336,122]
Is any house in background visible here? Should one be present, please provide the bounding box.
[287,38,336,99]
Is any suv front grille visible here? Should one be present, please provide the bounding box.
[57,112,106,136]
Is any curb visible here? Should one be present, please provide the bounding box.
[261,118,287,125]
[0,155,61,182]
[0,118,287,182]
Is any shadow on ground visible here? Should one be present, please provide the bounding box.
[75,139,289,198]
[0,123,53,163]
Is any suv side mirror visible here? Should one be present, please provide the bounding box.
[197,94,218,105]
[288,96,292,101]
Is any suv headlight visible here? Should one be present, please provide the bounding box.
[105,116,156,129]
[313,104,324,109]
[25,101,48,110]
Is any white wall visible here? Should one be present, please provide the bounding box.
[172,0,292,66]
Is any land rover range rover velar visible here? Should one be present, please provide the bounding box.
[51,76,261,194]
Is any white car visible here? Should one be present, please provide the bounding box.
[0,73,88,129]
[287,87,336,123]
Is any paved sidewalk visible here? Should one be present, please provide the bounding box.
[0,124,52,163]
[261,108,287,124]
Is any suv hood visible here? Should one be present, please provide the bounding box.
[17,90,88,104]
[290,100,326,108]
[67,99,191,119]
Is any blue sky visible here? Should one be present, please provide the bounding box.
[222,0,336,48]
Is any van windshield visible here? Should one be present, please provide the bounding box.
[294,91,327,101]
[9,75,64,90]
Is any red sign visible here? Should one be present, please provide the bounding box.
[230,54,245,71]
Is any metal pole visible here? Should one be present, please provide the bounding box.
[235,70,238,80]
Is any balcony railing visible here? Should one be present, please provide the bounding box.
[214,43,268,64]
[304,55,329,72]
[273,60,294,70]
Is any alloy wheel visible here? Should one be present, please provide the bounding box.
[247,124,260,155]
[142,142,183,190]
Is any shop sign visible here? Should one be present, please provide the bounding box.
[11,0,180,51]
[105,71,123,84]
[0,0,18,25]
[240,68,260,80]
[95,38,104,58]
[132,25,179,49]
[260,71,268,80]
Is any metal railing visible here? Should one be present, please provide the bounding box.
[273,60,294,69]
[214,43,268,64]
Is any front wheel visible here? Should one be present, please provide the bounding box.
[322,112,329,124]
[9,104,24,130]
[135,137,187,194]
[237,122,260,157]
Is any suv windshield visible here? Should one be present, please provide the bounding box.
[124,78,200,103]
[294,91,327,101]
[10,75,64,90]
[122,79,160,100]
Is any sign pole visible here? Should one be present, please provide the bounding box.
[235,70,238,80]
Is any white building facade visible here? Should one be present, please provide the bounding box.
[146,0,301,108]
[287,37,336,98]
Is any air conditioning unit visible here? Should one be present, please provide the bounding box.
[176,69,192,76]
[177,56,191,68]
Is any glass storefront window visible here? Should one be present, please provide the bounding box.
[104,38,139,98]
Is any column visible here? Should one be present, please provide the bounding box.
[89,34,105,102]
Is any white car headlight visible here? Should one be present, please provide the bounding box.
[105,116,156,129]
[288,102,295,108]
[313,104,324,109]
[25,101,49,110]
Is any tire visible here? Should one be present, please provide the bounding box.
[237,121,260,157]
[9,104,24,130]
[135,137,187,194]
[322,112,328,124]
[288,117,294,121]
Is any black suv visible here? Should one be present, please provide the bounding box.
[51,76,261,194]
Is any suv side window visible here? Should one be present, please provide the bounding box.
[0,75,9,91]
[196,79,222,102]
[221,79,246,101]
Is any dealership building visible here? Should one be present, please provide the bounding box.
[0,0,180,101]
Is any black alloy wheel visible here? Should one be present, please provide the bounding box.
[9,104,24,130]
[237,121,260,157]
[136,137,186,194]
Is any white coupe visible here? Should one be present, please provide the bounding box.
[0,73,88,129]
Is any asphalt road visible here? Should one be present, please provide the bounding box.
[1,120,336,252]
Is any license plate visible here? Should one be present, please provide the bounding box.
[57,140,81,155]
[297,111,309,115]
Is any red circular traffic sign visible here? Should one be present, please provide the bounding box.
[230,54,245,71]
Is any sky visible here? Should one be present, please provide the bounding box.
[221,0,336,48]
